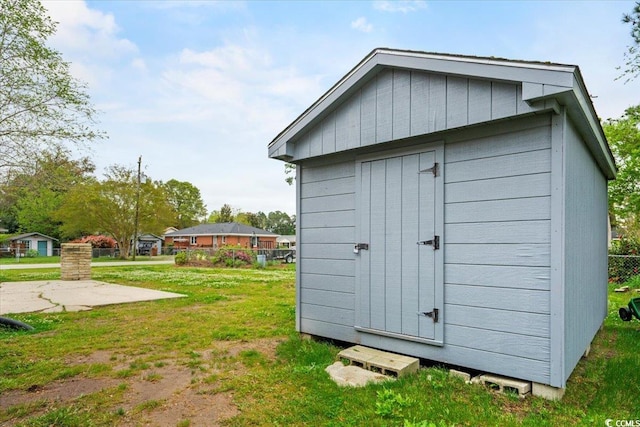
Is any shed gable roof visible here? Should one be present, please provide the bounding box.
[10,232,58,242]
[269,48,615,179]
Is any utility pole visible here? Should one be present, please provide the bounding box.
[133,155,141,261]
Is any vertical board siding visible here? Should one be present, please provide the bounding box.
[401,154,421,337]
[491,82,518,119]
[442,118,553,369]
[468,80,492,123]
[392,70,411,140]
[369,160,387,330]
[429,74,447,132]
[446,76,469,129]
[357,149,440,341]
[361,80,377,145]
[410,72,429,136]
[293,72,529,161]
[299,160,356,331]
[376,69,394,143]
[322,113,336,154]
[308,124,323,157]
[562,118,609,382]
[385,157,403,333]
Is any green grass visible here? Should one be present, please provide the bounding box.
[0,264,639,426]
[0,255,173,265]
[0,255,63,265]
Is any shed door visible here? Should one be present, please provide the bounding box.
[37,241,47,257]
[356,145,443,343]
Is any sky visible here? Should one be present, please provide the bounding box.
[41,0,640,217]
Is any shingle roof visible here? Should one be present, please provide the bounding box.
[165,222,277,237]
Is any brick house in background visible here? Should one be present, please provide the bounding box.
[164,222,278,250]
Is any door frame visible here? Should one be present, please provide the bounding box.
[354,142,445,345]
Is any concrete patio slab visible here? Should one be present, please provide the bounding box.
[0,280,185,315]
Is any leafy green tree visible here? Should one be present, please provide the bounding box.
[0,149,94,239]
[266,211,295,235]
[235,211,264,229]
[604,105,640,235]
[285,163,296,185]
[208,203,235,223]
[0,0,103,175]
[621,2,640,80]
[254,211,269,230]
[56,165,175,258]
[218,204,234,223]
[163,179,207,229]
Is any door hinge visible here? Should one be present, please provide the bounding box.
[417,235,439,250]
[419,162,439,177]
[418,308,439,323]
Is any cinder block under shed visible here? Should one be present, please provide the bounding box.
[473,374,531,398]
[338,345,419,377]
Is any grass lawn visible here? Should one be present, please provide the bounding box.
[0,255,174,265]
[0,264,639,426]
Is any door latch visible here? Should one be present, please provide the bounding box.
[354,243,369,254]
[417,236,439,250]
[418,308,439,323]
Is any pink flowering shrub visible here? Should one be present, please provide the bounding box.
[72,235,117,248]
[213,246,256,267]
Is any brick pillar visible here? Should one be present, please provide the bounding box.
[60,243,92,281]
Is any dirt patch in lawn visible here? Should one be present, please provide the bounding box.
[1,337,284,426]
[209,337,283,359]
[0,377,120,409]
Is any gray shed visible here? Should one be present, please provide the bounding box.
[268,48,615,396]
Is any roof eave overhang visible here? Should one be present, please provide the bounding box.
[522,75,616,180]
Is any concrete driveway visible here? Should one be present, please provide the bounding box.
[0,280,185,315]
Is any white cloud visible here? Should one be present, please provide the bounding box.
[374,1,427,13]
[44,1,137,57]
[351,17,374,33]
[131,58,147,72]
[157,43,324,126]
[43,1,138,88]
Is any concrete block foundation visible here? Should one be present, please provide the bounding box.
[532,382,566,400]
[338,345,419,378]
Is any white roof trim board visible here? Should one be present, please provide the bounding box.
[269,48,616,179]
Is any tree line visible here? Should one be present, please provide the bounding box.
[0,151,295,257]
[1,0,639,256]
